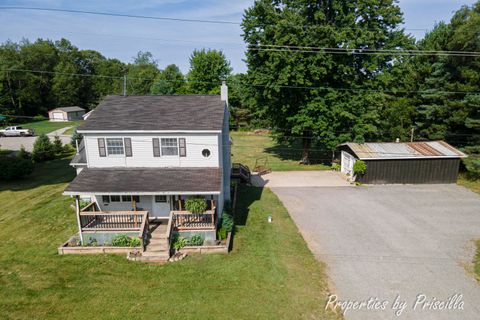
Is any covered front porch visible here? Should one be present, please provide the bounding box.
[64,167,223,246]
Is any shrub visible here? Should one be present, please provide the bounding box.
[0,154,34,180]
[221,211,234,232]
[462,157,480,180]
[71,130,83,147]
[217,227,227,240]
[353,160,367,176]
[112,234,131,247]
[32,134,55,162]
[52,136,63,155]
[331,163,341,171]
[188,234,204,246]
[17,146,31,160]
[171,234,188,250]
[185,197,207,213]
[129,237,142,247]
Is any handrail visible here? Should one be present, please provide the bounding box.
[166,210,175,251]
[80,201,99,212]
[172,209,216,230]
[80,210,148,216]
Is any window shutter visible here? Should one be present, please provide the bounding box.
[152,138,160,157]
[179,138,186,157]
[98,138,106,157]
[124,138,132,157]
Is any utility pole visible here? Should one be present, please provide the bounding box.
[123,75,127,96]
[410,127,414,142]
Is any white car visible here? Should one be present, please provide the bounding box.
[0,126,35,137]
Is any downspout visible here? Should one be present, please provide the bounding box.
[75,196,84,245]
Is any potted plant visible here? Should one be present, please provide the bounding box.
[184,197,207,214]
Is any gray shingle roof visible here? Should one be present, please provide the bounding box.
[64,167,221,194]
[52,106,85,112]
[78,95,225,131]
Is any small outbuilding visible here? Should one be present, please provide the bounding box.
[48,106,85,122]
[337,141,467,184]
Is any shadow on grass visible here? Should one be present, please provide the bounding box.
[234,185,263,226]
[264,141,333,165]
[0,158,75,192]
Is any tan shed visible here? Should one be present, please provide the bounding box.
[48,106,86,122]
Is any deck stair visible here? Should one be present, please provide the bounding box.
[231,163,251,183]
[136,222,170,262]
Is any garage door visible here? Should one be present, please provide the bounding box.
[52,112,64,120]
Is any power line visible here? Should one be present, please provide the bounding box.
[0,6,239,25]
[3,68,480,95]
[248,46,480,57]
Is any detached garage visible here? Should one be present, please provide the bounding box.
[337,141,467,184]
[48,106,85,122]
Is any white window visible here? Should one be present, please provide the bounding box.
[106,138,124,155]
[161,138,178,156]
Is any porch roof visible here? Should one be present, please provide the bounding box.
[64,167,221,195]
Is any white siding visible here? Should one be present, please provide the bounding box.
[84,133,220,168]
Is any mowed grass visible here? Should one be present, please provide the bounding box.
[15,120,83,135]
[231,131,330,171]
[0,159,340,320]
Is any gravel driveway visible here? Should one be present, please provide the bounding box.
[271,183,480,320]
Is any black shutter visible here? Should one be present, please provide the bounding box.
[98,138,106,157]
[179,138,186,157]
[152,138,160,157]
[124,138,132,157]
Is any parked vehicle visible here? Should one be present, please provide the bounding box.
[0,126,35,137]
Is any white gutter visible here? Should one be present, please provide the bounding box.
[77,130,222,134]
[63,191,221,196]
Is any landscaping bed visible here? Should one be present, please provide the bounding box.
[58,234,143,255]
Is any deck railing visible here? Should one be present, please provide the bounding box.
[172,209,216,230]
[78,202,149,249]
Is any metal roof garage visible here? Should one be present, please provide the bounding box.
[337,141,467,184]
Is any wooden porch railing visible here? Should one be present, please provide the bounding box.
[79,211,149,231]
[172,209,216,230]
[78,202,149,249]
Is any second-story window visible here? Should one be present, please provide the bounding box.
[106,138,124,155]
[161,138,178,156]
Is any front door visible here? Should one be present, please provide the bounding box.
[151,195,171,218]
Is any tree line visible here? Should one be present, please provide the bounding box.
[0,39,232,118]
[0,1,478,168]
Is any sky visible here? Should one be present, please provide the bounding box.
[0,0,477,73]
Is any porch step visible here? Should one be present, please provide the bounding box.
[149,238,168,245]
[150,232,168,240]
[146,244,169,252]
[133,254,170,263]
[142,251,170,260]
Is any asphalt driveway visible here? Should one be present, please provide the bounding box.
[0,127,72,152]
[271,183,480,320]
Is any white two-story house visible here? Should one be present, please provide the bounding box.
[63,84,231,257]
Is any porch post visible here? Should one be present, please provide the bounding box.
[75,196,84,245]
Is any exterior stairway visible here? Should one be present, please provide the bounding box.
[137,222,170,262]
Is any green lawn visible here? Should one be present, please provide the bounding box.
[231,131,331,171]
[14,120,83,135]
[0,159,340,320]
